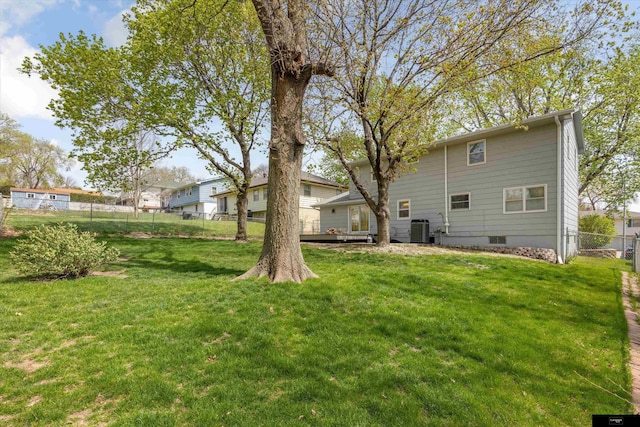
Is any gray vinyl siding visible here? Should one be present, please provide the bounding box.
[562,118,580,257]
[386,123,559,248]
[387,150,445,241]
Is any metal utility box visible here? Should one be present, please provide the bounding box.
[410,219,429,243]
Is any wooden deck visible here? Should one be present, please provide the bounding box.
[299,234,372,243]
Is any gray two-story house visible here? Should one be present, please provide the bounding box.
[168,177,228,219]
[316,109,584,263]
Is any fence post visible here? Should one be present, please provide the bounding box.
[632,237,640,273]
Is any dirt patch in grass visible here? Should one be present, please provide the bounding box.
[0,226,20,238]
[90,270,128,279]
[67,393,120,427]
[304,242,505,257]
[4,358,49,373]
[27,396,42,407]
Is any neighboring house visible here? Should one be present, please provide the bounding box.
[10,187,71,210]
[168,177,228,219]
[118,181,182,212]
[214,172,347,233]
[623,211,640,237]
[579,209,640,251]
[315,109,584,263]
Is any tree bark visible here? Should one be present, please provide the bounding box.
[374,182,391,246]
[235,69,318,283]
[235,188,249,241]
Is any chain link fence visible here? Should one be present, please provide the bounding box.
[3,207,265,239]
[578,231,635,260]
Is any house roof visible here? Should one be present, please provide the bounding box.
[51,187,102,195]
[172,177,226,192]
[10,187,71,195]
[213,172,346,197]
[350,108,585,168]
[148,180,183,190]
[311,192,365,208]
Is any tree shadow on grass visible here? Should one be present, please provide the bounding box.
[122,243,246,277]
[124,257,245,277]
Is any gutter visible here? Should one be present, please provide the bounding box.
[555,115,563,264]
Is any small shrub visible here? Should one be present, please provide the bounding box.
[579,214,616,248]
[10,223,119,279]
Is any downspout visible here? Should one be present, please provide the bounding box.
[555,115,563,264]
[443,145,450,234]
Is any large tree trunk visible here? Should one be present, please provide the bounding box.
[235,189,249,241]
[375,182,391,246]
[236,70,318,283]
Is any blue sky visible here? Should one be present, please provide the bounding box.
[1,0,640,211]
[0,0,259,188]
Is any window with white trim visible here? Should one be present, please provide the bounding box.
[211,187,217,195]
[303,183,311,197]
[49,194,57,200]
[27,193,35,199]
[263,187,268,200]
[467,140,486,165]
[628,219,640,228]
[253,190,259,201]
[450,193,470,210]
[504,185,546,213]
[397,199,410,220]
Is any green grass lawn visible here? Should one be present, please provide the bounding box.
[4,209,265,238]
[0,236,633,426]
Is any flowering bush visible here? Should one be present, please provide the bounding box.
[10,223,119,279]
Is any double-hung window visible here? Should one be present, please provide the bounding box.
[397,200,410,220]
[467,140,486,165]
[504,185,546,213]
[303,183,311,197]
[253,190,259,201]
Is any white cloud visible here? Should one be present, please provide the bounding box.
[0,35,58,120]
[0,0,62,37]
[103,9,130,47]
